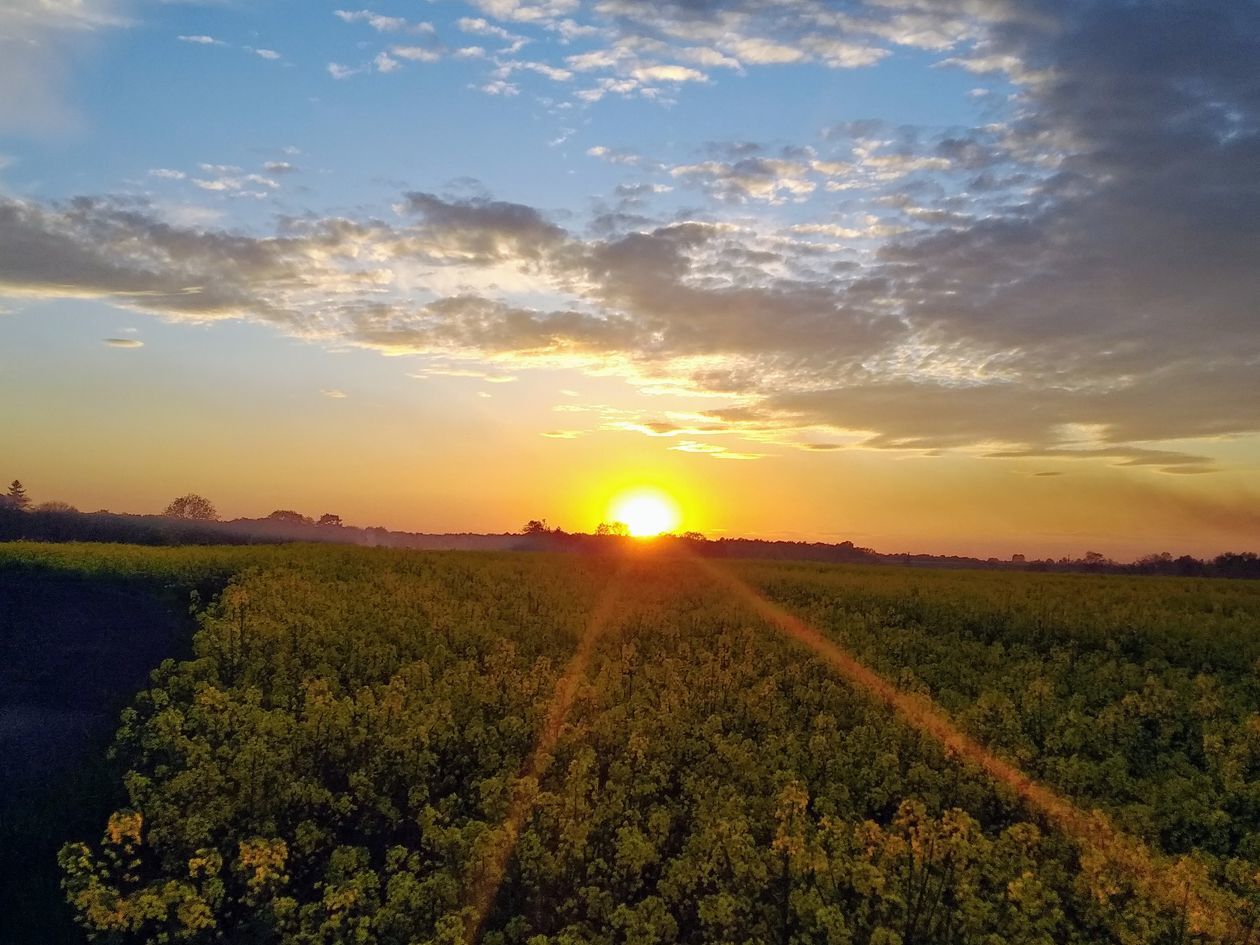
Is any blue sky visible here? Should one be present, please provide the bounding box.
[1,0,1258,557]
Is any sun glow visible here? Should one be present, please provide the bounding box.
[608,488,681,537]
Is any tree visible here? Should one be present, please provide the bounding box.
[522,519,549,535]
[596,521,629,537]
[6,480,29,511]
[164,494,218,521]
[35,501,79,513]
[317,513,343,527]
[266,509,313,526]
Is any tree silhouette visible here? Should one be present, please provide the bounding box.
[163,494,218,521]
[522,519,549,535]
[266,509,313,525]
[596,521,629,537]
[317,513,343,527]
[6,480,29,511]
[35,501,78,513]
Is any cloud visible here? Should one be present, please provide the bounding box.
[469,0,578,25]
[668,440,764,460]
[986,446,1216,476]
[0,0,128,132]
[456,16,529,53]
[479,79,519,95]
[399,191,567,261]
[177,34,224,46]
[722,37,806,65]
[586,145,644,166]
[334,9,415,32]
[417,365,520,383]
[102,337,143,348]
[327,62,361,80]
[321,388,348,398]
[5,0,1260,484]
[671,158,816,203]
[391,45,441,63]
[629,63,707,83]
[190,168,279,197]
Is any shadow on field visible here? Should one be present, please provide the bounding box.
[0,567,206,944]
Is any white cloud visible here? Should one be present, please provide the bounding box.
[479,79,520,96]
[190,170,280,195]
[327,62,361,80]
[469,0,578,25]
[334,9,409,32]
[524,61,574,81]
[630,64,707,83]
[722,37,806,65]
[801,35,889,68]
[391,46,441,63]
[456,16,529,52]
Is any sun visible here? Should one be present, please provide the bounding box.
[608,488,681,538]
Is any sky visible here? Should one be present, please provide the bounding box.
[1,0,1258,559]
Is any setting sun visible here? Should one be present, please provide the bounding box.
[608,488,681,538]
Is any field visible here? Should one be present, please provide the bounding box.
[3,542,1260,944]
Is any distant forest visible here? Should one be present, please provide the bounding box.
[1,492,1256,579]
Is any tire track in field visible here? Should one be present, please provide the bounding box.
[692,554,1250,943]
[462,560,631,944]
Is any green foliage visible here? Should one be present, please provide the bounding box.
[4,543,1258,943]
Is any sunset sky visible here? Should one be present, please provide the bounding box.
[1,0,1257,558]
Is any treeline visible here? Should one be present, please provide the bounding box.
[0,505,519,551]
[1023,550,1260,579]
[3,487,1257,578]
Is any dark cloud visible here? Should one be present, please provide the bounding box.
[401,192,567,262]
[0,198,309,321]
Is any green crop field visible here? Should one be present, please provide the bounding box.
[3,542,1259,944]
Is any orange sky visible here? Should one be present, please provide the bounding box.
[3,307,1257,560]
